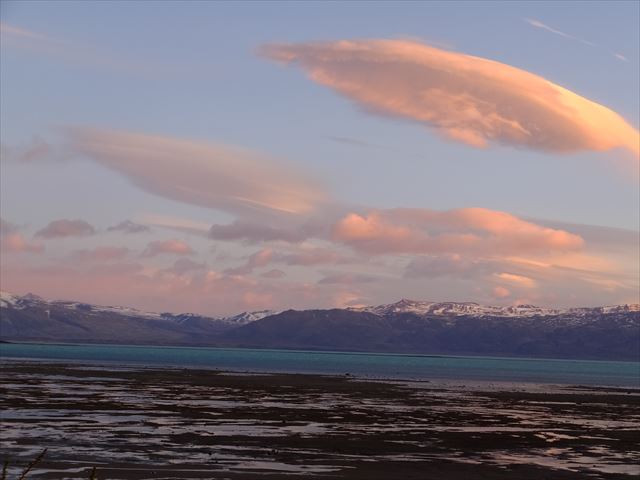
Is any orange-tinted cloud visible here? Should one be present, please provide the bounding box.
[492,286,511,299]
[142,239,194,257]
[333,207,583,255]
[495,272,537,289]
[35,219,95,239]
[1,233,44,254]
[67,128,326,217]
[262,39,639,156]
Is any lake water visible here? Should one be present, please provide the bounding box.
[1,342,638,387]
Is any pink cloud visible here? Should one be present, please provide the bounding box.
[333,208,584,255]
[492,286,511,299]
[495,272,537,289]
[142,239,194,257]
[262,39,639,157]
[35,219,95,239]
[1,233,44,254]
[67,128,326,217]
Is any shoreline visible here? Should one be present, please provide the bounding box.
[2,356,640,393]
[2,342,639,389]
[2,338,638,363]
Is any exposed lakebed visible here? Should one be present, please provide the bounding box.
[1,360,639,479]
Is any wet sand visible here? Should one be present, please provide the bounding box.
[1,360,639,479]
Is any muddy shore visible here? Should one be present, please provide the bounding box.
[1,360,639,479]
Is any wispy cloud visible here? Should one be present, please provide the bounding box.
[0,22,56,42]
[107,220,151,234]
[142,239,195,257]
[67,128,327,218]
[137,214,210,236]
[525,18,629,62]
[524,18,595,46]
[262,39,638,157]
[0,21,170,74]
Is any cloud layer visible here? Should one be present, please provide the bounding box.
[67,128,326,217]
[333,207,584,255]
[262,39,639,156]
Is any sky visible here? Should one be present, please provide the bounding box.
[1,1,638,315]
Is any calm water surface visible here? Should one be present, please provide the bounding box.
[1,342,638,386]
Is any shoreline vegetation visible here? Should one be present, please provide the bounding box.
[1,360,638,479]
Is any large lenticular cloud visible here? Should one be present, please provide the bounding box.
[67,128,326,217]
[262,39,639,156]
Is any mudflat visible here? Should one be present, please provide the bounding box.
[0,360,638,479]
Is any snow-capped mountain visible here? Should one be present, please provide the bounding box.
[221,310,279,325]
[1,291,638,360]
[350,298,640,318]
[0,290,277,326]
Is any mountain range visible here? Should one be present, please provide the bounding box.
[1,291,638,361]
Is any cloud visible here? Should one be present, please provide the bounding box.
[224,245,350,275]
[317,273,377,285]
[0,218,44,254]
[161,258,207,276]
[0,21,165,75]
[277,247,347,266]
[142,239,194,257]
[495,272,537,289]
[70,246,130,263]
[35,219,96,239]
[524,18,594,45]
[404,254,497,278]
[525,18,629,62]
[137,214,210,235]
[1,233,44,254]
[332,207,583,256]
[261,269,286,279]
[208,221,310,244]
[67,128,326,217]
[0,136,53,163]
[225,248,274,275]
[262,39,639,156]
[107,220,151,234]
[0,22,53,42]
[492,286,511,299]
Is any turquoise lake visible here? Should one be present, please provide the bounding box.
[1,342,638,387]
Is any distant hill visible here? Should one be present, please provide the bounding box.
[1,291,638,360]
